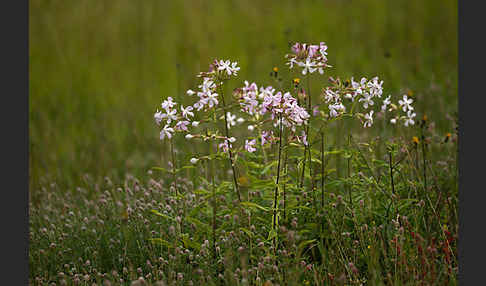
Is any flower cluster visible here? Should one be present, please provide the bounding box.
[319,76,417,127]
[154,60,241,142]
[154,97,188,140]
[235,81,310,131]
[395,95,416,126]
[229,80,311,154]
[285,42,330,75]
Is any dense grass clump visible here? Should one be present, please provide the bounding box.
[29,130,458,285]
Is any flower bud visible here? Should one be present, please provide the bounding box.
[190,158,199,164]
[185,134,194,139]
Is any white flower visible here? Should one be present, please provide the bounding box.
[363,110,374,128]
[390,118,397,124]
[181,105,194,119]
[324,89,339,103]
[245,139,257,153]
[190,158,199,164]
[288,58,298,69]
[329,102,345,117]
[404,110,416,127]
[218,60,231,73]
[228,137,236,143]
[165,108,178,124]
[231,62,240,75]
[344,93,357,101]
[398,95,414,112]
[154,110,165,125]
[185,134,194,139]
[359,94,374,109]
[367,77,383,98]
[248,125,254,131]
[200,78,216,93]
[226,112,236,128]
[160,124,174,140]
[161,97,177,111]
[175,120,190,131]
[206,91,219,108]
[191,121,200,127]
[218,60,239,76]
[237,117,245,124]
[186,89,196,96]
[298,58,317,75]
[381,95,391,111]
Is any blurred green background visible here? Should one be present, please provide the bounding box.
[29,0,457,191]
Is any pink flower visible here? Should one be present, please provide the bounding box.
[160,125,174,140]
[245,139,257,153]
[181,105,194,119]
[308,45,319,58]
[219,140,231,153]
[292,42,304,54]
[301,131,308,146]
[261,131,271,146]
[161,97,177,111]
[175,120,190,132]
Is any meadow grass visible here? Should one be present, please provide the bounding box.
[29,0,458,285]
[29,0,457,191]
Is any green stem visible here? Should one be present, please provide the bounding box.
[218,83,242,204]
[272,115,284,252]
[321,132,325,208]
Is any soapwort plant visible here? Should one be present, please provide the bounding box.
[147,42,457,285]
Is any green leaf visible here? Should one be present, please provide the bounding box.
[151,166,171,173]
[298,239,317,253]
[241,201,270,212]
[261,161,278,175]
[150,209,176,222]
[267,229,277,241]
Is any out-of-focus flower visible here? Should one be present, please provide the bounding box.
[398,95,414,112]
[175,120,190,132]
[154,110,164,125]
[226,112,236,129]
[404,110,416,127]
[363,110,374,128]
[160,124,174,140]
[381,95,391,111]
[245,139,257,153]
